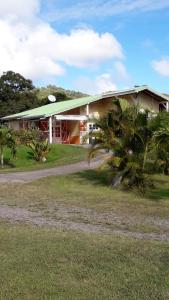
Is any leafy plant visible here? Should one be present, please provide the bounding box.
[28,139,50,162]
[152,127,169,175]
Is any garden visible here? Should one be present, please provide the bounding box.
[0,129,87,171]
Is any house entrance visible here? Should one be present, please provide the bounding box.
[53,120,70,143]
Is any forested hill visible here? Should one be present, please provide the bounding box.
[0,71,89,118]
[36,85,88,100]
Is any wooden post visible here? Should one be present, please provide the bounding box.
[166,101,169,112]
[49,116,53,144]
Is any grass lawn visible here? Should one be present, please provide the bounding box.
[0,172,169,298]
[0,171,169,234]
[0,144,87,172]
[0,223,169,300]
[0,170,169,217]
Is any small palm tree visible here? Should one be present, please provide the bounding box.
[28,139,50,162]
[0,128,17,168]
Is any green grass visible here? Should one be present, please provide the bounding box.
[0,170,169,221]
[0,171,169,298]
[1,144,87,172]
[0,223,169,300]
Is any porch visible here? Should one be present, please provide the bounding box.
[19,115,89,145]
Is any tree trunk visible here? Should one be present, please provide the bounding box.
[0,147,4,168]
[143,143,148,171]
[164,164,169,175]
[111,173,123,187]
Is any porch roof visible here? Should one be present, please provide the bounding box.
[2,85,169,121]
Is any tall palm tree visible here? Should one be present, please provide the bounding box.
[88,99,152,188]
[152,127,169,175]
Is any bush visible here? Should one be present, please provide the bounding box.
[28,139,50,162]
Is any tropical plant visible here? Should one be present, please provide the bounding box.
[152,127,169,175]
[28,139,50,162]
[0,128,17,168]
[88,99,153,189]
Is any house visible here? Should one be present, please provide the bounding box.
[2,85,169,145]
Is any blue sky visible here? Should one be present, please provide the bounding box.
[1,0,169,93]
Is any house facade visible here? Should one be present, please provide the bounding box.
[2,86,169,145]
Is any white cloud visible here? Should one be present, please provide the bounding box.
[0,0,40,19]
[95,73,117,93]
[114,61,129,79]
[0,0,128,86]
[152,58,169,76]
[53,29,124,67]
[74,62,132,94]
[0,16,124,80]
[75,73,117,94]
[0,20,65,79]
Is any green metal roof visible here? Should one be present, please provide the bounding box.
[2,85,169,121]
[2,95,101,120]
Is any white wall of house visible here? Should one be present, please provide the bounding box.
[8,120,20,130]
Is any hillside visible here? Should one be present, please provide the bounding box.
[35,85,88,100]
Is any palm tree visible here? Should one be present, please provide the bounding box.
[0,128,17,168]
[152,127,169,175]
[88,99,152,188]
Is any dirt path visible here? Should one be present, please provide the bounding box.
[0,156,103,183]
[1,204,169,242]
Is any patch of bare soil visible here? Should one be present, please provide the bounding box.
[0,204,169,242]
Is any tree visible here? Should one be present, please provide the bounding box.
[88,99,153,189]
[0,71,39,117]
[151,112,169,175]
[0,128,17,168]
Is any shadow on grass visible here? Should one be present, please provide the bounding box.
[77,169,110,186]
[78,170,169,201]
[147,188,169,201]
[27,151,36,161]
[146,175,169,201]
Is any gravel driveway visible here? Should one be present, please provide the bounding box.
[0,156,103,183]
[0,203,169,242]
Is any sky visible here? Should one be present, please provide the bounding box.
[0,0,169,94]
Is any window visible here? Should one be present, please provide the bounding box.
[89,123,99,131]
